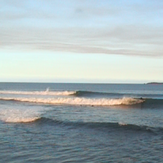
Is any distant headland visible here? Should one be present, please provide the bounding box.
[146,82,163,85]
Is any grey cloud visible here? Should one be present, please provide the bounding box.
[0,26,162,57]
[100,26,163,45]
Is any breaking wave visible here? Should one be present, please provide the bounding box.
[1,90,163,99]
[0,97,144,106]
[0,108,41,123]
[0,90,75,96]
[0,90,121,98]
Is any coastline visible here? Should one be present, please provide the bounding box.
[147,82,163,85]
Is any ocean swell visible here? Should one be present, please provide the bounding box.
[34,117,163,134]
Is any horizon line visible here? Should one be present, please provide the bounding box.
[0,81,158,84]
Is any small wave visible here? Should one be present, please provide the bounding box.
[3,115,162,134]
[31,117,163,134]
[4,117,40,123]
[0,97,144,106]
[0,107,44,123]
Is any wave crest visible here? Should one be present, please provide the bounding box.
[0,90,75,96]
[0,97,144,106]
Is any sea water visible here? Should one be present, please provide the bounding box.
[0,83,163,162]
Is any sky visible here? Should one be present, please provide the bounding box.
[0,0,163,83]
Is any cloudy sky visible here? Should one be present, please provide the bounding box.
[0,0,163,83]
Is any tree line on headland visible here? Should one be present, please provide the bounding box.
[147,82,163,84]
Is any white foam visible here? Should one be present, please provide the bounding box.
[118,122,127,126]
[0,106,45,123]
[0,90,75,96]
[0,97,144,106]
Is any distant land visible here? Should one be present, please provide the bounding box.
[147,82,163,84]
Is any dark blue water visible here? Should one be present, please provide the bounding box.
[0,83,163,162]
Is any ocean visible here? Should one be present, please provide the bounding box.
[0,82,163,163]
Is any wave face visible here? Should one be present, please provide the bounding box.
[32,117,163,134]
[72,90,163,99]
[71,91,121,97]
